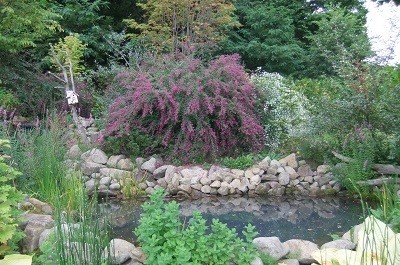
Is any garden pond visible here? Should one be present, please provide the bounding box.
[100,195,366,246]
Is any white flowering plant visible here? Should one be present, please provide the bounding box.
[251,69,309,150]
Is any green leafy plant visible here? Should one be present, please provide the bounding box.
[0,139,23,256]
[370,182,400,233]
[102,129,157,158]
[135,188,258,265]
[219,154,254,170]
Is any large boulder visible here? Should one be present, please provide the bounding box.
[82,161,106,176]
[107,155,126,168]
[21,214,54,253]
[88,148,108,164]
[253,237,289,260]
[279,153,298,169]
[141,157,158,173]
[104,238,137,264]
[117,158,134,171]
[297,165,313,177]
[67,144,82,160]
[153,165,169,179]
[283,239,318,264]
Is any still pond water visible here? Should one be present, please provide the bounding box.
[101,195,365,246]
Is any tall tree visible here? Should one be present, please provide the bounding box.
[220,2,307,75]
[307,5,372,78]
[125,0,239,55]
[0,0,60,53]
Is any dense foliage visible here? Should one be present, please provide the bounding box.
[0,139,23,256]
[104,53,264,160]
[135,188,258,265]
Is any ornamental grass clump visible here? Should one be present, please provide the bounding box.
[104,53,264,161]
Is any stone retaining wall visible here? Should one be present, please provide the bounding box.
[66,146,341,198]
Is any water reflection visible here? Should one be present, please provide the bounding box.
[100,196,364,246]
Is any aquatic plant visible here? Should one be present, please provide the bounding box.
[135,188,259,264]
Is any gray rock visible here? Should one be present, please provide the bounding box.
[267,166,278,175]
[105,238,137,265]
[268,187,285,196]
[217,185,229,196]
[191,183,202,191]
[210,180,221,188]
[270,159,281,167]
[317,176,330,186]
[67,144,82,160]
[297,164,313,177]
[179,178,192,185]
[255,183,270,195]
[283,239,318,264]
[100,176,111,186]
[141,157,157,173]
[156,178,168,188]
[89,148,108,164]
[100,168,132,180]
[109,183,121,190]
[279,153,298,169]
[269,181,281,189]
[145,187,154,194]
[178,184,191,194]
[82,161,106,176]
[278,172,290,186]
[304,176,314,183]
[231,169,244,178]
[146,180,155,188]
[164,165,176,182]
[85,179,97,192]
[38,228,54,247]
[321,239,356,250]
[22,214,54,253]
[261,174,278,181]
[28,198,53,215]
[253,237,289,260]
[230,179,241,189]
[117,159,134,171]
[252,167,261,175]
[200,177,211,185]
[107,155,126,168]
[317,164,330,174]
[153,165,169,179]
[180,166,207,179]
[201,185,211,194]
[135,157,145,168]
[250,175,261,185]
[245,169,254,179]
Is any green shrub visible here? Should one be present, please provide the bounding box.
[0,139,23,256]
[135,188,258,265]
[219,154,254,170]
[102,129,158,158]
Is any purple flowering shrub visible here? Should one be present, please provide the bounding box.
[104,53,264,160]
